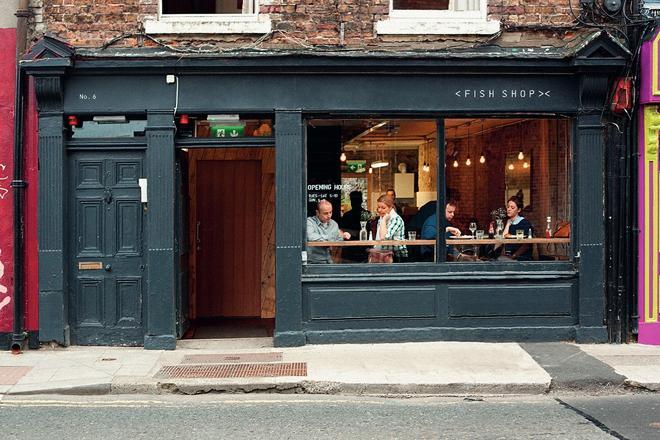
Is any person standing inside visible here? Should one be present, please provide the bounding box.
[306,199,351,264]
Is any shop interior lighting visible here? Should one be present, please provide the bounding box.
[453,159,459,168]
[508,163,515,170]
[340,152,347,162]
[92,115,127,124]
[518,151,524,160]
[422,162,430,172]
[368,167,373,174]
[479,153,486,164]
[371,160,389,169]
[523,162,529,169]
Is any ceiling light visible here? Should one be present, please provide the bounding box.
[340,152,347,162]
[508,163,514,170]
[518,151,524,160]
[523,162,529,169]
[453,160,459,168]
[465,157,471,166]
[371,160,389,169]
[479,154,486,164]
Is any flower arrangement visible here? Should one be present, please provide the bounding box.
[360,210,374,222]
[490,207,507,221]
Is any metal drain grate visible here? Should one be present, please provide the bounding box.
[182,353,283,364]
[155,362,307,379]
[0,366,32,385]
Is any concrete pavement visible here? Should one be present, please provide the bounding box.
[0,340,659,396]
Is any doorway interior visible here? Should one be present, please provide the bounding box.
[179,147,275,339]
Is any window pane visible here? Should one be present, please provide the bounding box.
[444,118,572,263]
[306,119,438,264]
[393,0,449,10]
[163,0,255,14]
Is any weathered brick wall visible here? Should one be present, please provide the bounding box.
[446,119,571,234]
[28,0,576,49]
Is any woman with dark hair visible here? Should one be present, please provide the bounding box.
[502,196,534,261]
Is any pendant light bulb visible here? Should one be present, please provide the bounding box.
[523,162,529,169]
[508,163,514,170]
[479,154,486,164]
[368,166,373,174]
[518,151,524,160]
[465,157,471,166]
[340,152,347,162]
[453,160,459,168]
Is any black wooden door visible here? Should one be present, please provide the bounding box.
[69,152,145,345]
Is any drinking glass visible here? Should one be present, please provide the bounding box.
[469,222,477,237]
[516,229,524,240]
[408,231,417,241]
[475,230,484,239]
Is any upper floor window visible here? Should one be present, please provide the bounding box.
[377,0,499,35]
[144,0,271,34]
[162,0,256,15]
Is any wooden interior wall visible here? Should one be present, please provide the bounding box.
[188,148,276,319]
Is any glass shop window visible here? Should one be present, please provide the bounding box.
[443,118,572,263]
[174,114,274,138]
[305,119,438,264]
[162,0,258,14]
[68,116,147,139]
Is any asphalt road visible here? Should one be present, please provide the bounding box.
[1,393,659,439]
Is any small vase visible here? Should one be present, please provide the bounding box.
[359,221,368,241]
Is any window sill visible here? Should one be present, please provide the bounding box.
[376,17,500,35]
[144,15,272,34]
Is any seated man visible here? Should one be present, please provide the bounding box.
[421,200,461,260]
[306,199,351,264]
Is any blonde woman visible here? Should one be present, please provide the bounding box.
[374,194,408,262]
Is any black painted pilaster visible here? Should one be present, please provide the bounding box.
[575,75,608,342]
[35,75,69,345]
[274,111,305,347]
[144,110,176,350]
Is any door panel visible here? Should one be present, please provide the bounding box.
[69,152,145,345]
[196,160,262,317]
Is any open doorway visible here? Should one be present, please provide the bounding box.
[181,147,275,339]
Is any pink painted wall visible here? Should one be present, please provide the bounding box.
[0,28,16,333]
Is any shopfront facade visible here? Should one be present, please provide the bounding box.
[638,28,660,346]
[23,32,628,349]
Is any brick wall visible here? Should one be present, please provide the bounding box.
[445,119,571,234]
[28,0,575,49]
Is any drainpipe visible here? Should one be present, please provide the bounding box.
[10,0,31,353]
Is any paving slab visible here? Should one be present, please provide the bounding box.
[578,344,660,391]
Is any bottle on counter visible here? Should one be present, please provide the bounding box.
[488,221,495,239]
[545,216,553,239]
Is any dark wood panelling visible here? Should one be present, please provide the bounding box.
[307,286,437,320]
[448,283,574,317]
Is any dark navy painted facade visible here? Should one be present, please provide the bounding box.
[21,33,628,349]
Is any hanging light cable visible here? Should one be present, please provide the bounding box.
[479,119,486,164]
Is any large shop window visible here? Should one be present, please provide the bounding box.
[305,118,572,265]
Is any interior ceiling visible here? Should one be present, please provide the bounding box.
[320,118,526,151]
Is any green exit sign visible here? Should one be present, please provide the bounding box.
[211,125,245,138]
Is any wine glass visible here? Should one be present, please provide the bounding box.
[469,221,477,238]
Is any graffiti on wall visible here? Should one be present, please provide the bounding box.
[0,257,9,313]
[0,164,8,199]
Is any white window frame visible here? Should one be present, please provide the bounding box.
[376,0,500,35]
[144,0,271,35]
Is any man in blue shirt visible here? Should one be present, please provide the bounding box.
[306,199,351,263]
[421,201,461,260]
